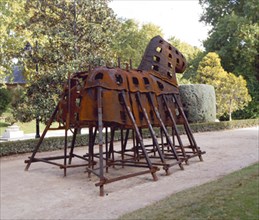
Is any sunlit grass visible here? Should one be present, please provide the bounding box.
[119,163,259,220]
[0,111,61,136]
[0,119,50,136]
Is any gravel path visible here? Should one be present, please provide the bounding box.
[1,127,258,220]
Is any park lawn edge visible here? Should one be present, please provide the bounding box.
[0,118,258,157]
[119,162,259,220]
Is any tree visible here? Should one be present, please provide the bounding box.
[168,37,201,62]
[182,51,205,81]
[199,0,259,118]
[111,19,163,68]
[203,14,259,84]
[196,52,251,120]
[12,70,65,123]
[0,0,31,79]
[199,0,258,26]
[0,86,11,116]
[223,73,252,120]
[6,0,119,123]
[168,37,203,84]
[21,0,119,76]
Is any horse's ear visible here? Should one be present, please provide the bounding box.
[138,35,187,78]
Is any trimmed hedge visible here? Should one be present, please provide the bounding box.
[187,118,258,133]
[0,134,88,157]
[0,119,258,157]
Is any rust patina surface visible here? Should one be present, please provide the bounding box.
[25,36,205,196]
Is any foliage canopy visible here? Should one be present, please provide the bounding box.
[0,0,31,78]
[2,0,257,123]
[196,52,251,120]
[6,0,119,122]
[0,87,11,116]
[111,19,164,68]
[199,0,259,119]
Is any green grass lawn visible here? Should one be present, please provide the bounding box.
[119,163,259,220]
[0,111,62,136]
[0,120,48,136]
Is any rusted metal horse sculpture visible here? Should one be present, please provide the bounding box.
[25,36,205,196]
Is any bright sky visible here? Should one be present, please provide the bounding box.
[109,0,211,49]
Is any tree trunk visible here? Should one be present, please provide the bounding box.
[229,100,232,121]
[229,112,232,121]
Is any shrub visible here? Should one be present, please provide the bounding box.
[0,134,88,157]
[0,119,258,157]
[0,87,11,116]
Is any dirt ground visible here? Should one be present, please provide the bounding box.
[1,127,258,220]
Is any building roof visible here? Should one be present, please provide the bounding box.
[4,66,26,84]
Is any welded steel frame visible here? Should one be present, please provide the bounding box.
[25,36,206,196]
